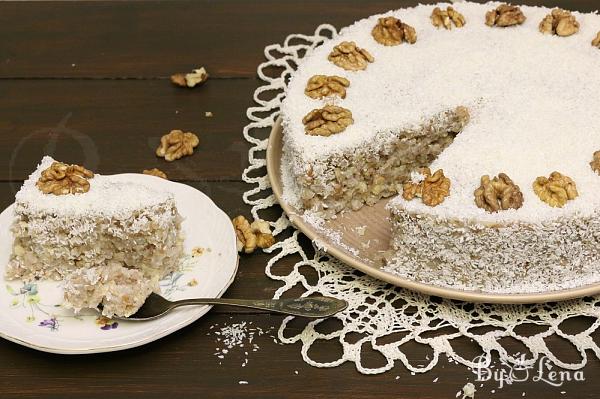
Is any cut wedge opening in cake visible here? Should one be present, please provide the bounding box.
[284,106,469,219]
[5,156,184,317]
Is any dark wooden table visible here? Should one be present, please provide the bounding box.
[1,1,599,398]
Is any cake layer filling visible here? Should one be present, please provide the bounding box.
[6,202,183,282]
[284,107,469,218]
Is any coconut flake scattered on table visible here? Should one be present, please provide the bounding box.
[210,322,279,367]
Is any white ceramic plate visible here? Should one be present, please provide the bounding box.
[0,174,238,354]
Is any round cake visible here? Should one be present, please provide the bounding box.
[279,1,600,292]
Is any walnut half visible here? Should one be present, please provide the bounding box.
[171,67,209,88]
[592,31,600,48]
[485,4,526,28]
[539,9,579,37]
[328,41,374,71]
[474,173,523,213]
[156,130,199,162]
[402,167,451,207]
[431,6,466,30]
[232,216,275,254]
[533,172,578,208]
[302,105,353,137]
[36,161,94,195]
[305,75,350,99]
[372,17,417,46]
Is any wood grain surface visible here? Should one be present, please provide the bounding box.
[0,1,598,398]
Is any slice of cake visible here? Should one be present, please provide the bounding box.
[6,156,184,316]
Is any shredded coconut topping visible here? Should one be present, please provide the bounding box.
[16,156,174,218]
[282,2,600,223]
[409,170,427,184]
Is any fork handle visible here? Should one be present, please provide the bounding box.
[169,296,347,318]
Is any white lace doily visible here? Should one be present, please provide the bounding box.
[241,24,600,375]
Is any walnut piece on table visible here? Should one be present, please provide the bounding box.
[328,41,374,71]
[305,75,350,99]
[170,67,209,88]
[539,9,579,37]
[592,31,600,48]
[36,161,94,195]
[533,171,578,208]
[485,4,526,28]
[232,216,275,254]
[302,105,353,137]
[371,16,416,46]
[431,6,466,30]
[143,168,168,179]
[402,167,451,207]
[474,173,523,213]
[156,130,199,162]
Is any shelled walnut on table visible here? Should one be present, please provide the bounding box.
[156,130,199,162]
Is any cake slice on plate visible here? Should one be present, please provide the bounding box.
[5,156,184,316]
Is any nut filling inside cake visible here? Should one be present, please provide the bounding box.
[7,203,183,283]
[286,107,469,219]
[5,156,185,317]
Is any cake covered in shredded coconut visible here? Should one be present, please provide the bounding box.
[6,156,184,316]
[280,2,600,292]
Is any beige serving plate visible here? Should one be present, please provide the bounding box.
[267,117,600,303]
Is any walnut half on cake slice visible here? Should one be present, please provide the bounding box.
[6,156,185,317]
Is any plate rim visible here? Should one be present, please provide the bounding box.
[266,117,600,304]
[0,175,239,354]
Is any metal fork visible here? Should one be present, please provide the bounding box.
[110,293,348,321]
